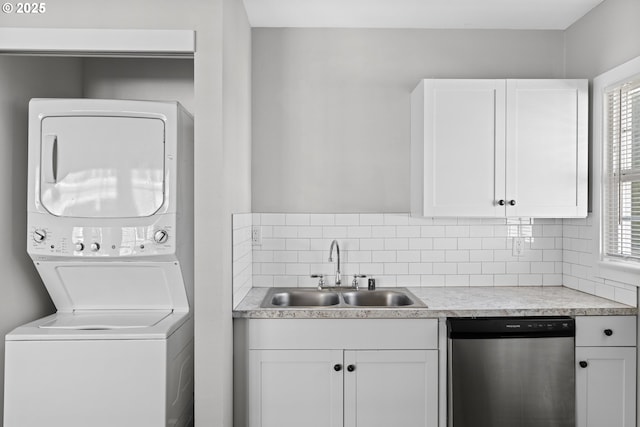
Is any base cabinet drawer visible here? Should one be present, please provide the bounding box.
[576,316,636,347]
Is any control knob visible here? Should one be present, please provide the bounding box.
[154,229,169,244]
[74,242,85,252]
[90,242,100,252]
[33,229,47,243]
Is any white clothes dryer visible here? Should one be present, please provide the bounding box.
[3,99,194,427]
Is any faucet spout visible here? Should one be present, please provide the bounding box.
[329,239,341,286]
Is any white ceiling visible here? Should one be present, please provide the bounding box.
[242,0,605,30]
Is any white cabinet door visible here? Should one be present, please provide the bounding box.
[249,349,344,427]
[506,79,588,217]
[411,79,506,217]
[411,78,587,218]
[343,350,438,427]
[575,347,636,427]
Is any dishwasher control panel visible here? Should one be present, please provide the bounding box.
[448,316,575,338]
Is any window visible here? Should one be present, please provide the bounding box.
[604,79,640,263]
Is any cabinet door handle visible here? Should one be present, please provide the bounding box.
[347,364,356,372]
[333,364,342,372]
[509,200,516,206]
[498,200,506,206]
[604,329,613,336]
[579,361,588,368]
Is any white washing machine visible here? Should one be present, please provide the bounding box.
[3,99,194,427]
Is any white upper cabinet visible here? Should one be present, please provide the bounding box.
[411,79,588,218]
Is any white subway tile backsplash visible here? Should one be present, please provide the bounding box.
[409,263,433,275]
[231,213,636,305]
[409,238,433,250]
[422,275,445,286]
[446,275,470,286]
[445,250,470,263]
[457,238,482,250]
[359,213,384,225]
[285,213,310,226]
[493,274,519,286]
[347,226,372,238]
[482,262,506,275]
[261,213,286,226]
[518,274,543,286]
[372,251,397,263]
[286,239,311,251]
[384,263,409,275]
[384,238,409,250]
[433,238,457,250]
[347,251,373,263]
[335,214,360,226]
[506,262,531,274]
[298,226,323,238]
[422,250,446,263]
[421,226,446,238]
[323,226,348,238]
[446,225,470,238]
[433,263,457,275]
[458,263,482,275]
[383,214,410,225]
[272,226,298,238]
[273,251,298,263]
[310,214,335,226]
[372,226,397,238]
[397,250,421,263]
[360,238,385,250]
[397,226,422,238]
[470,250,493,262]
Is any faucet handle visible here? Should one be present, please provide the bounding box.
[311,274,326,289]
[351,274,367,290]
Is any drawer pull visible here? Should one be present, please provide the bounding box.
[579,361,588,368]
[604,329,613,336]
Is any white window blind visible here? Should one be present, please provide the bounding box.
[605,78,640,262]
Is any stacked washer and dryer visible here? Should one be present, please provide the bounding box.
[3,99,194,427]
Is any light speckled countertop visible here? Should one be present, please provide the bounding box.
[233,286,637,319]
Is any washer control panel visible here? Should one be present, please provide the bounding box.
[28,223,175,258]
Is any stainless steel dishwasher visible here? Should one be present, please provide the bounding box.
[447,317,575,427]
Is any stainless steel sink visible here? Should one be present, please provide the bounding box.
[260,287,425,308]
[264,289,340,307]
[342,290,415,307]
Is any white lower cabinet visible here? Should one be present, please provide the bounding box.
[343,350,437,427]
[250,349,437,427]
[575,316,637,427]
[249,349,344,427]
[239,319,439,427]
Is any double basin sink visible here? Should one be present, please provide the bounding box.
[261,287,426,308]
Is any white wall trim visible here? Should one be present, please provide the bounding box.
[592,54,640,286]
[0,28,195,57]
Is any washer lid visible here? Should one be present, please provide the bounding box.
[38,310,171,330]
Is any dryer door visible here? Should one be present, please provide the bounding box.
[39,115,165,218]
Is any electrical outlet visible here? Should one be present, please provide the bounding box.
[512,237,524,256]
[251,226,262,246]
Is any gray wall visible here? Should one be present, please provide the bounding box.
[83,58,195,112]
[0,55,83,422]
[252,29,565,213]
[564,0,640,79]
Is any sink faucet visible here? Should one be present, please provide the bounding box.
[328,240,341,286]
